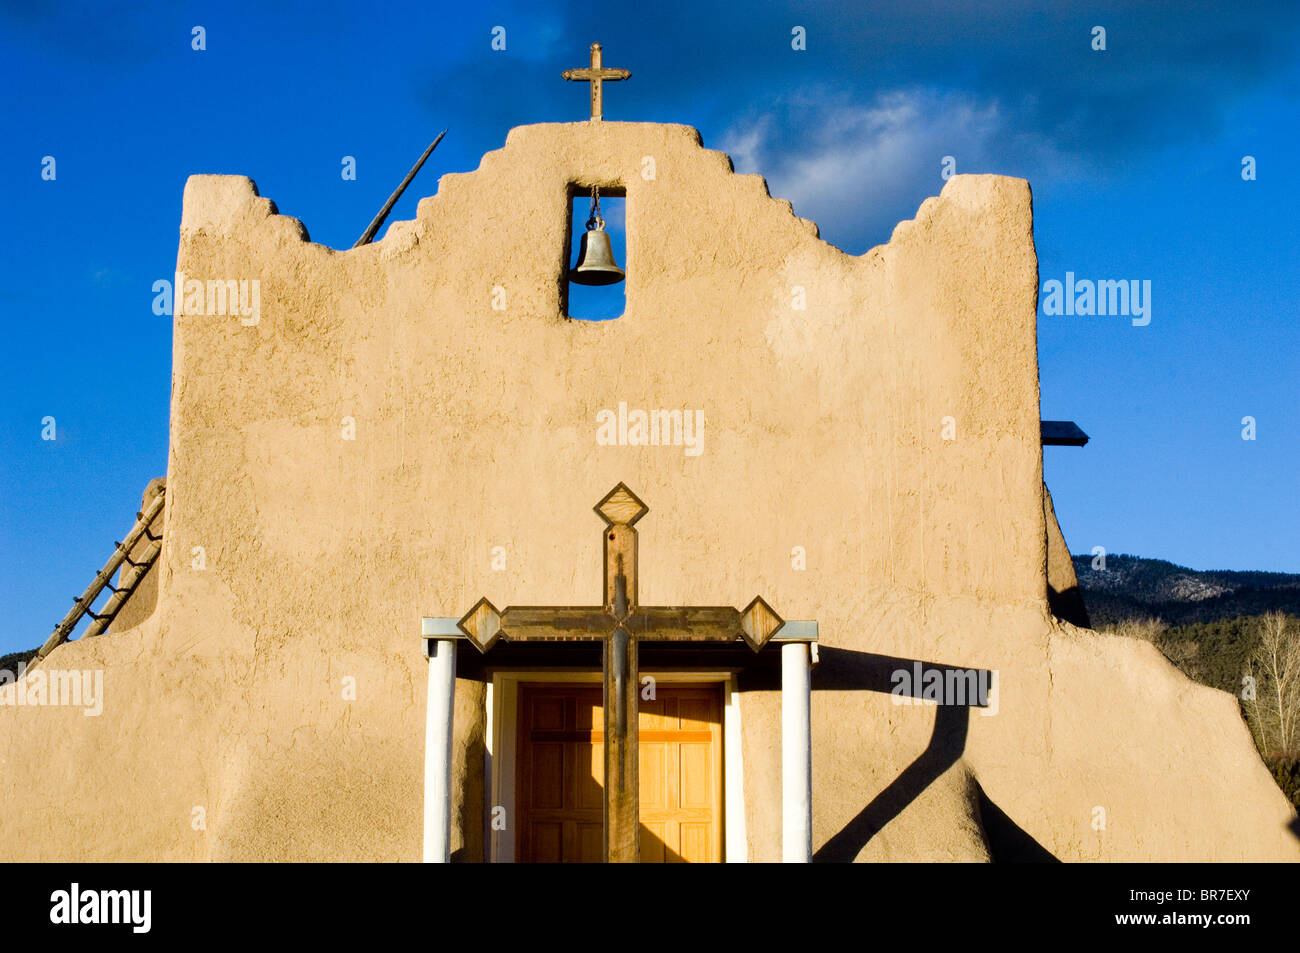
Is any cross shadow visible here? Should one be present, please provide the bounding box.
[814,687,970,862]
[974,782,1059,862]
[812,646,1031,862]
[808,646,991,696]
[1048,583,1091,628]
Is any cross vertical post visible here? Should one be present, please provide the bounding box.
[600,497,642,862]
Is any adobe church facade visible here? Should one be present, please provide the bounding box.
[1,115,1296,862]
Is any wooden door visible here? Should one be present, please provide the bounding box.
[515,682,724,863]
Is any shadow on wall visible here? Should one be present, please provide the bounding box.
[974,783,1059,863]
[811,646,1058,863]
[1048,584,1091,628]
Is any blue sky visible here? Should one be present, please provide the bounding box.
[1,1,1297,654]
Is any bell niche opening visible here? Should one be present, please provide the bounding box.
[565,185,626,321]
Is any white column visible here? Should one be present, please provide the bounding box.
[781,640,812,863]
[423,636,456,863]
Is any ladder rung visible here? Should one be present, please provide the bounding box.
[40,484,166,664]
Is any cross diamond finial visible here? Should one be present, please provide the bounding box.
[595,482,648,527]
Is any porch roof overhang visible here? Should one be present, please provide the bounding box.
[421,616,818,688]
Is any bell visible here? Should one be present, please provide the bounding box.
[570,227,625,286]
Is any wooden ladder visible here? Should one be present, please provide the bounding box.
[32,487,166,668]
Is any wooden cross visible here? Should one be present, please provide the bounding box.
[562,42,630,121]
[456,484,785,863]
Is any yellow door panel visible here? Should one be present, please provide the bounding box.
[516,683,723,862]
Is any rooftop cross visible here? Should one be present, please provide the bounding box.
[562,42,630,121]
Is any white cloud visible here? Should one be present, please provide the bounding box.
[720,87,1073,253]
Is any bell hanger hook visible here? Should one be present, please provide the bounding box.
[586,184,606,232]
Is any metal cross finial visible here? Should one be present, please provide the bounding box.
[562,42,630,121]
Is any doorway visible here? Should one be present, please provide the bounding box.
[514,681,724,862]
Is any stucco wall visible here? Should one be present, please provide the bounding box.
[0,122,1294,861]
